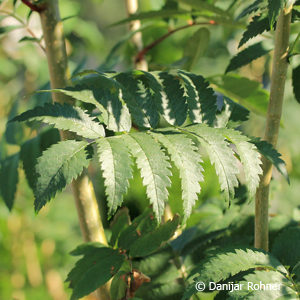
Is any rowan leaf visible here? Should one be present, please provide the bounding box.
[292,64,300,104]
[150,130,204,220]
[0,153,19,210]
[268,0,284,30]
[184,124,239,201]
[226,42,272,73]
[221,129,262,197]
[123,133,172,220]
[34,140,92,211]
[96,136,133,217]
[67,243,125,300]
[236,0,264,20]
[11,103,105,139]
[239,15,270,48]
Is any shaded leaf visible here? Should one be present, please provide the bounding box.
[110,208,131,247]
[239,15,270,48]
[226,42,272,73]
[67,243,125,300]
[236,0,264,20]
[268,0,284,30]
[96,136,133,217]
[34,140,91,211]
[0,25,21,37]
[0,153,19,210]
[250,137,289,182]
[292,64,300,103]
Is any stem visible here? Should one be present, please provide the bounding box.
[37,1,110,298]
[125,0,148,71]
[135,21,216,64]
[254,6,292,251]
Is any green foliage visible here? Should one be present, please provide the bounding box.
[236,0,264,20]
[268,0,285,29]
[251,137,289,182]
[11,102,105,139]
[292,64,300,103]
[34,140,92,211]
[96,136,133,217]
[66,243,125,300]
[225,42,272,73]
[239,15,270,48]
[0,153,19,210]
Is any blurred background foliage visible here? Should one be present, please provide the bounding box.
[0,0,299,299]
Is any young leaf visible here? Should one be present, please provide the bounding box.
[221,129,262,197]
[292,64,300,103]
[123,133,172,220]
[67,243,125,300]
[96,136,133,217]
[239,15,270,48]
[183,28,210,71]
[268,0,284,30]
[129,215,180,257]
[250,137,289,182]
[114,71,160,128]
[184,124,239,201]
[150,130,204,220]
[226,42,272,73]
[10,103,105,139]
[34,140,91,211]
[0,153,19,210]
[180,71,217,125]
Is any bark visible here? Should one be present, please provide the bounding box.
[254,5,292,251]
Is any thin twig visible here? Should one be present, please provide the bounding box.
[135,21,216,64]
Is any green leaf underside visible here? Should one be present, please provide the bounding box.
[184,248,288,298]
[228,270,298,299]
[11,103,105,139]
[239,15,270,48]
[183,124,239,201]
[292,64,300,103]
[67,243,125,300]
[34,140,91,211]
[96,137,133,217]
[250,137,289,182]
[221,129,262,197]
[123,133,172,220]
[129,215,180,257]
[0,153,19,210]
[151,130,203,219]
[268,0,284,30]
[226,42,272,73]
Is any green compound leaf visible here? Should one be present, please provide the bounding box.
[180,71,217,125]
[96,136,133,217]
[221,129,262,197]
[250,137,289,182]
[239,15,270,48]
[184,248,288,299]
[114,71,160,128]
[226,42,272,73]
[0,153,19,210]
[129,215,180,257]
[123,133,172,221]
[34,140,91,212]
[67,243,125,300]
[150,130,204,220]
[292,64,300,104]
[236,0,264,20]
[184,124,239,201]
[11,103,105,139]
